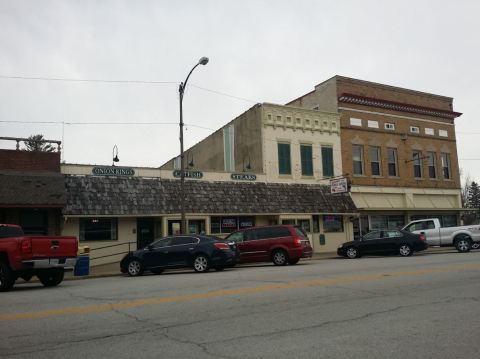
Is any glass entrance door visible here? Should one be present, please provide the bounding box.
[137,218,155,249]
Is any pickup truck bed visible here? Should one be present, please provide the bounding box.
[0,224,78,292]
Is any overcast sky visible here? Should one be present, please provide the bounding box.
[1,0,479,182]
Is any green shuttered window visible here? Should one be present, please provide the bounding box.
[278,143,291,175]
[322,146,334,177]
[300,145,313,176]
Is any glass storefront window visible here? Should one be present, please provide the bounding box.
[297,219,311,233]
[210,216,255,234]
[370,215,405,230]
[80,218,118,241]
[323,215,344,232]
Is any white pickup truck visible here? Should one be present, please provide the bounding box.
[403,218,480,253]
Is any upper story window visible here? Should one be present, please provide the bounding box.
[321,146,334,177]
[412,151,423,178]
[368,120,379,129]
[278,143,291,175]
[350,118,362,126]
[352,145,364,175]
[441,153,451,179]
[425,128,434,135]
[387,148,398,177]
[439,130,448,137]
[385,123,395,130]
[370,146,381,176]
[410,126,420,134]
[427,152,437,179]
[300,144,313,176]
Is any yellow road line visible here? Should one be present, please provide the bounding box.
[2,262,479,321]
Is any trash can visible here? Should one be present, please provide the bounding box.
[74,255,90,276]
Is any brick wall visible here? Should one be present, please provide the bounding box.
[0,149,60,172]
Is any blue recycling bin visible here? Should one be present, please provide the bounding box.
[74,255,90,276]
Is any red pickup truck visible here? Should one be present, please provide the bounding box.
[0,224,78,292]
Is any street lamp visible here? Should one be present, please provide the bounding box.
[112,145,119,166]
[178,56,209,234]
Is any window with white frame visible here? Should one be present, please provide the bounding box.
[385,123,395,130]
[410,126,420,134]
[412,151,423,178]
[425,128,434,135]
[350,118,362,126]
[368,120,379,128]
[427,152,437,179]
[439,130,448,137]
[387,148,398,177]
[441,153,451,179]
[352,145,364,175]
[370,146,381,176]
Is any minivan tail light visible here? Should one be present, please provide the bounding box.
[419,234,426,241]
[21,238,32,253]
[294,238,302,247]
[213,242,230,250]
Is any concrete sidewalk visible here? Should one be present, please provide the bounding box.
[65,246,458,281]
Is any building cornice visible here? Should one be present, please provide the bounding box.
[338,93,462,119]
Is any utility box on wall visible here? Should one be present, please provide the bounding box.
[319,234,326,245]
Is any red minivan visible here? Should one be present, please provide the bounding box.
[224,225,313,266]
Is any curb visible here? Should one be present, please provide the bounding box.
[64,246,462,281]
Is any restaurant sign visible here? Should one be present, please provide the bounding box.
[231,173,257,181]
[92,166,135,176]
[330,177,349,194]
[173,170,203,179]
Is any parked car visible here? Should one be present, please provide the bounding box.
[222,225,313,266]
[120,234,237,276]
[337,229,428,259]
[0,224,78,292]
[402,218,480,252]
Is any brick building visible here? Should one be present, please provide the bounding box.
[0,140,65,235]
[287,76,463,236]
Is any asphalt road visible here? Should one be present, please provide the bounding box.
[1,250,480,359]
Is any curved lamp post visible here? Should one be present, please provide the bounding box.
[179,56,209,234]
[112,145,119,166]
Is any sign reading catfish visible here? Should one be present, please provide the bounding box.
[330,177,349,194]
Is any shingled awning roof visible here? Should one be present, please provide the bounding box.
[0,171,65,207]
[64,175,357,216]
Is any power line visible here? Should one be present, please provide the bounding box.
[0,120,214,131]
[0,74,259,104]
[0,74,176,85]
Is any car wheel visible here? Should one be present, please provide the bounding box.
[272,250,288,266]
[127,258,144,277]
[345,246,359,259]
[38,269,65,287]
[455,236,472,253]
[150,268,164,275]
[288,258,300,265]
[399,244,413,257]
[0,260,15,292]
[193,255,210,273]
